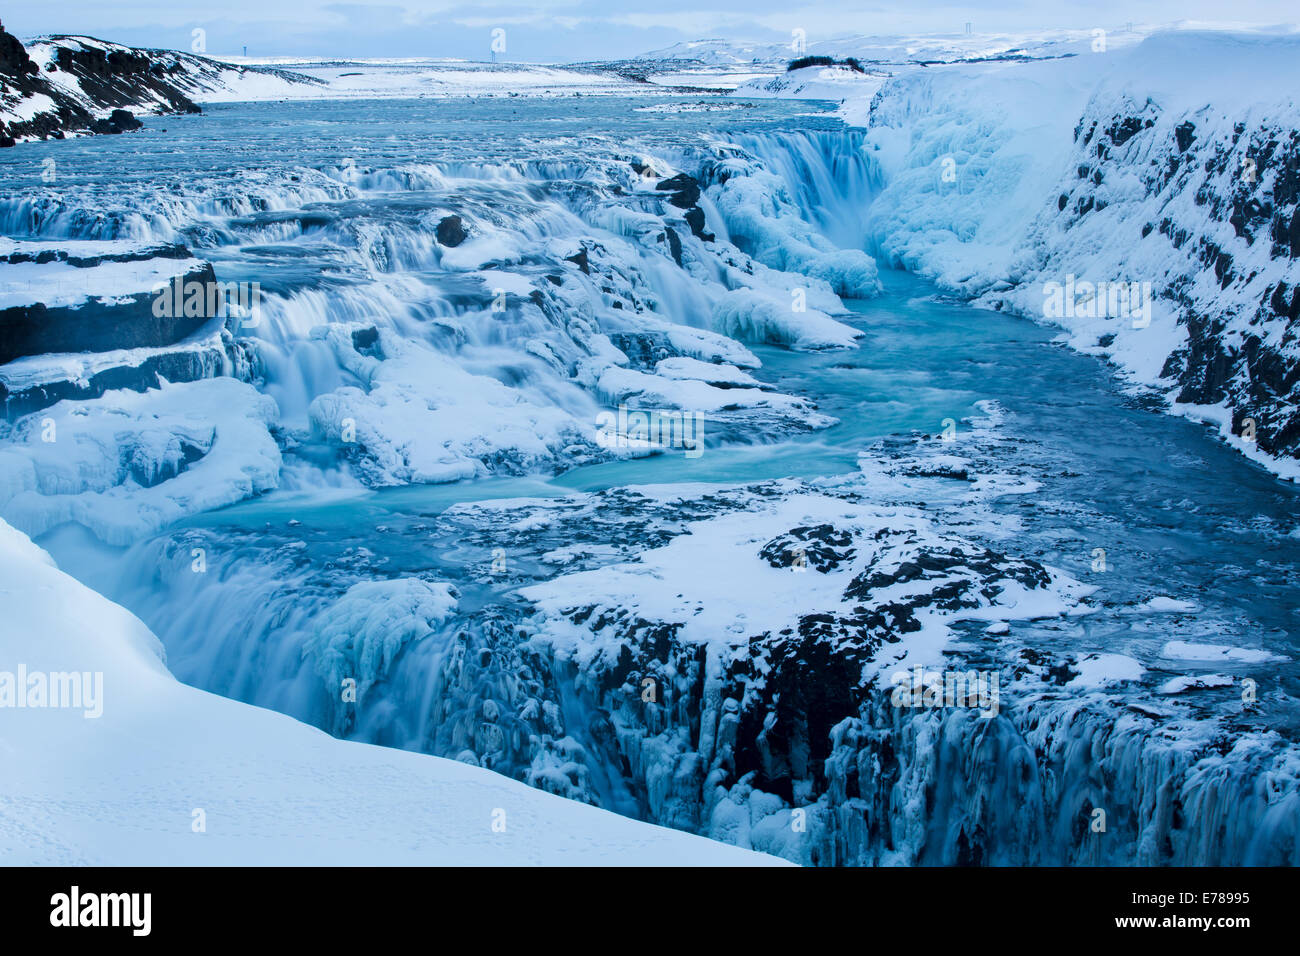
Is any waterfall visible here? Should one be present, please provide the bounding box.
[723,129,883,250]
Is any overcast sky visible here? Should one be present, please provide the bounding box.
[7,1,1298,61]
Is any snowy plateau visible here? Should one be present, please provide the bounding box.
[1,19,1299,867]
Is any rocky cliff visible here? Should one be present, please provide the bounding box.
[0,26,320,144]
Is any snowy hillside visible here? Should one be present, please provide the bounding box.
[0,517,785,865]
[0,30,323,143]
[211,57,641,99]
[640,28,1144,68]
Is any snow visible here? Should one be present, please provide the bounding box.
[0,256,203,309]
[472,270,535,297]
[1160,640,1287,664]
[0,91,55,124]
[643,27,1161,69]
[1065,652,1146,689]
[596,365,811,414]
[521,487,1087,677]
[198,60,635,101]
[1136,596,1200,613]
[1158,673,1236,694]
[0,237,161,259]
[653,356,762,387]
[734,66,887,121]
[0,518,786,865]
[709,288,861,350]
[303,578,459,703]
[857,54,1097,289]
[662,326,761,369]
[649,70,779,91]
[28,35,327,110]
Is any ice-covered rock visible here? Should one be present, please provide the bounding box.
[0,377,280,544]
[710,287,860,350]
[307,328,595,486]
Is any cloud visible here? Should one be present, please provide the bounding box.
[5,0,1298,61]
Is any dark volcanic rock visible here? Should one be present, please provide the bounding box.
[0,30,222,143]
[684,206,714,242]
[1007,99,1300,462]
[49,40,201,117]
[663,227,683,266]
[565,246,591,274]
[0,25,38,82]
[0,261,220,365]
[435,215,467,247]
[2,241,192,268]
[88,108,143,134]
[606,331,674,369]
[351,326,381,353]
[760,524,856,573]
[655,173,702,209]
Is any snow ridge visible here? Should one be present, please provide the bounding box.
[0,517,784,865]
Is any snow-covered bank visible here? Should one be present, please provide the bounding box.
[212,28,1148,102]
[202,58,640,100]
[1,37,678,135]
[847,31,1300,472]
[733,65,887,118]
[645,28,1156,70]
[0,517,785,865]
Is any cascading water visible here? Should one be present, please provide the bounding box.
[723,129,883,250]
